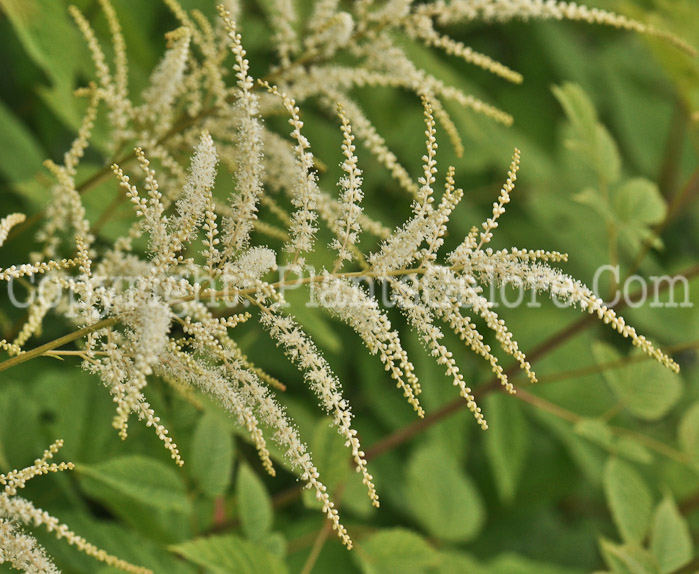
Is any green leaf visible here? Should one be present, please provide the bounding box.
[603,458,653,544]
[552,83,598,145]
[406,442,485,542]
[0,0,91,128]
[259,532,286,558]
[650,495,692,574]
[610,178,667,252]
[39,510,195,574]
[32,369,122,465]
[573,187,611,220]
[77,456,191,514]
[553,82,621,184]
[0,100,45,186]
[574,419,653,464]
[678,401,699,463]
[574,418,614,450]
[483,394,530,502]
[190,412,235,497]
[592,342,682,421]
[436,551,482,573]
[355,529,440,574]
[595,124,622,185]
[237,464,273,541]
[487,553,588,574]
[612,179,666,226]
[614,439,653,465]
[170,534,288,574]
[0,0,83,83]
[0,385,42,471]
[534,409,605,484]
[599,539,660,574]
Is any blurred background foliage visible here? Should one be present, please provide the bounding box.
[0,0,698,572]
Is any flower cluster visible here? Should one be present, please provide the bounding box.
[0,0,690,564]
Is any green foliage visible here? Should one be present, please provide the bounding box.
[599,538,661,574]
[354,529,440,574]
[237,464,273,542]
[603,458,653,545]
[190,413,235,498]
[0,101,45,187]
[679,402,699,465]
[592,342,683,421]
[650,495,693,573]
[1,0,698,573]
[553,82,623,185]
[171,534,288,574]
[483,394,530,503]
[0,0,91,128]
[405,442,485,542]
[78,456,191,515]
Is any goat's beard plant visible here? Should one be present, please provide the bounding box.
[0,0,693,571]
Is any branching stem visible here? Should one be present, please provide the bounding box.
[0,317,117,373]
